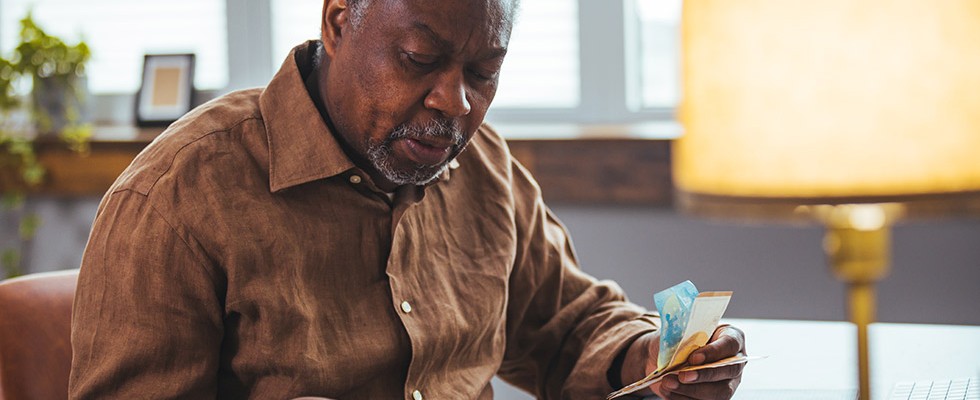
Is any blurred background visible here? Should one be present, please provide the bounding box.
[1,0,978,324]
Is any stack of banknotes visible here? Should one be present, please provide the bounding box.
[607,281,761,399]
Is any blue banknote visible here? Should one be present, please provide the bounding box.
[608,282,739,399]
[654,280,700,370]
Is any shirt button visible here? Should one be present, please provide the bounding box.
[349,175,362,184]
[412,390,423,400]
[400,301,413,313]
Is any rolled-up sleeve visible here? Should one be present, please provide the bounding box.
[70,189,225,399]
[497,159,659,400]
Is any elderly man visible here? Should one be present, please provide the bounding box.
[69,0,745,399]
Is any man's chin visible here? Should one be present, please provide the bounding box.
[382,162,448,187]
[369,141,461,187]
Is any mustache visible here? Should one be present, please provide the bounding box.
[388,118,464,147]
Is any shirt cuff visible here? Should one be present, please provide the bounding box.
[563,315,660,400]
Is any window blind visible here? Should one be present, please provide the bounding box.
[270,0,580,109]
[0,0,228,94]
[635,0,681,108]
[270,0,320,66]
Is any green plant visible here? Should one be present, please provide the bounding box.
[1,12,92,278]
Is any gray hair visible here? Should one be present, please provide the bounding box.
[347,0,370,29]
[345,0,519,31]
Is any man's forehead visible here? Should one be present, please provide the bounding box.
[366,0,516,46]
[408,20,509,59]
[375,0,518,18]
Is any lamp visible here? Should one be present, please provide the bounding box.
[673,1,980,399]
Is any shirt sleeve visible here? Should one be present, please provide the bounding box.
[69,189,225,399]
[497,158,659,400]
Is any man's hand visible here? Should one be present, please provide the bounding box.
[620,325,746,400]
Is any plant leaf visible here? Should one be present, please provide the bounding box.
[19,212,41,239]
[1,248,22,278]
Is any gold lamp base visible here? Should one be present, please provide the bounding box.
[676,193,961,400]
[817,203,904,400]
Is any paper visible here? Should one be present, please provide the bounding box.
[628,354,766,388]
[664,291,732,371]
[607,282,740,399]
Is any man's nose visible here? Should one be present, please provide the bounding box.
[424,69,472,118]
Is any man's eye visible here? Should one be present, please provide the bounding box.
[403,52,438,68]
[468,68,497,82]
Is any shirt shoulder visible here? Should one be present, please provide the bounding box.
[465,122,542,195]
[111,89,268,198]
[469,122,509,158]
[462,122,517,177]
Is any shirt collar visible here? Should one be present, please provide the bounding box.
[259,40,460,194]
[259,41,354,193]
[438,158,460,183]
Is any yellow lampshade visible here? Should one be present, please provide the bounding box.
[675,0,980,207]
[674,4,980,399]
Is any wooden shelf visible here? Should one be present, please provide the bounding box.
[26,124,676,206]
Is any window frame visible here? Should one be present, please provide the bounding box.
[488,0,675,124]
[0,0,676,125]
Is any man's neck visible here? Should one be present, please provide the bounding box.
[301,41,400,193]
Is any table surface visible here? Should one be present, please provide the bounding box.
[727,318,980,399]
[493,318,980,400]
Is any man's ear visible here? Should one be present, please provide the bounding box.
[321,0,350,58]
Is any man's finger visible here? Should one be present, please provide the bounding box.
[670,378,740,400]
[689,326,744,365]
[663,393,698,400]
[678,363,744,384]
[657,378,698,400]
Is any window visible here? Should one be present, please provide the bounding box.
[494,0,579,108]
[1,0,682,124]
[271,0,321,65]
[270,0,579,109]
[0,0,228,94]
[631,0,682,109]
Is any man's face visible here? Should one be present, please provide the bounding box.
[322,0,513,188]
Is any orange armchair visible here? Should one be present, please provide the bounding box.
[0,270,78,400]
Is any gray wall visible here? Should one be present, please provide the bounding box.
[553,205,980,326]
[10,198,980,326]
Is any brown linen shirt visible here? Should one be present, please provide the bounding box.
[69,41,658,400]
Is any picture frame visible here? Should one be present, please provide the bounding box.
[135,53,195,127]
